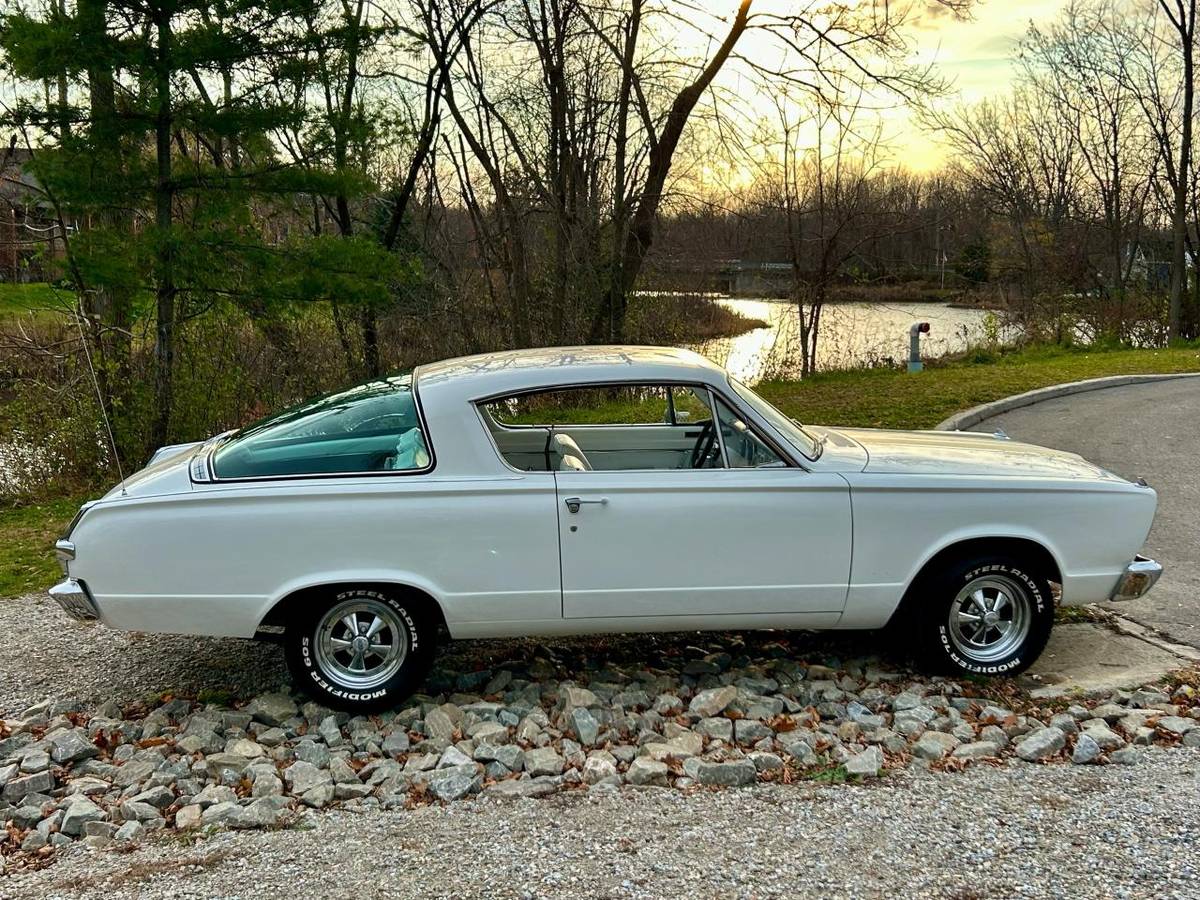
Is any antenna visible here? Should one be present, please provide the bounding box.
[68,291,127,496]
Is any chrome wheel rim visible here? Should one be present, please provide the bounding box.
[314,597,408,689]
[947,575,1032,663]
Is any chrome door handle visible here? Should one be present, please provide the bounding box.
[564,496,608,514]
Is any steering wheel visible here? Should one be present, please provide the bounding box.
[689,420,718,469]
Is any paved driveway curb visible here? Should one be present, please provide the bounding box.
[935,372,1200,432]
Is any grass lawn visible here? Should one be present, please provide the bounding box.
[758,344,1200,430]
[2,342,1200,598]
[0,497,85,598]
[0,282,75,319]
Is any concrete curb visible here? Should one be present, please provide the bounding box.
[934,372,1200,432]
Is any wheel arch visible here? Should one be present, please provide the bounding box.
[255,578,449,638]
[887,535,1063,627]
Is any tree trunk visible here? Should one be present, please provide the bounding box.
[150,6,176,450]
[592,0,751,342]
[1169,0,1196,341]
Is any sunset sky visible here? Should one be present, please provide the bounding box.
[901,0,1071,168]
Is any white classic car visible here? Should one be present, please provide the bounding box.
[51,346,1162,710]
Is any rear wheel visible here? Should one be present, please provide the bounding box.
[285,587,437,712]
[911,556,1054,677]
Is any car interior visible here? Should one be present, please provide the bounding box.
[479,383,786,472]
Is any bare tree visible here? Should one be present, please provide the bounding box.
[1126,0,1198,338]
[1023,0,1157,336]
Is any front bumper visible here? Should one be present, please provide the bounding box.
[49,578,100,622]
[1109,555,1163,602]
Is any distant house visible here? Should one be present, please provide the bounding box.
[0,144,69,282]
[1128,241,1194,291]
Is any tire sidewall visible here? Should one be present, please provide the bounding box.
[286,588,435,712]
[927,559,1053,677]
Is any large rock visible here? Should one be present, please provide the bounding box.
[246,693,299,727]
[130,785,175,809]
[382,729,411,757]
[845,746,884,777]
[1016,726,1067,762]
[1156,716,1197,737]
[911,732,959,761]
[685,758,757,787]
[582,756,618,785]
[114,752,164,787]
[61,796,107,836]
[1072,733,1102,765]
[205,753,251,780]
[689,686,737,718]
[294,739,331,768]
[570,708,601,746]
[474,743,524,772]
[561,686,600,710]
[175,804,203,829]
[236,796,292,828]
[951,741,1001,761]
[1081,723,1125,752]
[50,729,99,765]
[427,768,482,801]
[2,770,54,802]
[284,760,332,795]
[228,738,266,759]
[484,778,559,800]
[202,801,244,827]
[424,706,459,743]
[524,747,565,778]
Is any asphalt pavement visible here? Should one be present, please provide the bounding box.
[978,377,1200,648]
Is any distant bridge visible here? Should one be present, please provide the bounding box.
[642,259,793,297]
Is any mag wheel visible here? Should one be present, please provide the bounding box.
[286,588,436,712]
[913,557,1054,677]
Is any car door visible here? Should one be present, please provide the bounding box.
[553,387,852,619]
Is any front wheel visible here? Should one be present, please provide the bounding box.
[911,557,1054,677]
[285,588,437,712]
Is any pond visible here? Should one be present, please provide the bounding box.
[698,297,1002,383]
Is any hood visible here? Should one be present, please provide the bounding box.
[101,442,202,500]
[832,427,1128,481]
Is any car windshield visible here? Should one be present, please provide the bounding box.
[212,375,430,478]
[727,377,819,458]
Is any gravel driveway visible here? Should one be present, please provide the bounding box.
[5,749,1199,899]
[4,589,1200,897]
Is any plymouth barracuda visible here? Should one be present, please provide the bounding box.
[50,346,1163,710]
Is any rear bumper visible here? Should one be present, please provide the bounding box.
[49,578,101,622]
[1109,555,1163,602]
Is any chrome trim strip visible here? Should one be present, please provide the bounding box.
[1109,555,1163,602]
[49,578,100,622]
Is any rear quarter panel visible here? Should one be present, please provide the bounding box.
[69,474,561,638]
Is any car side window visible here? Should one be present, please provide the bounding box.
[479,384,724,472]
[213,377,431,479]
[712,396,787,468]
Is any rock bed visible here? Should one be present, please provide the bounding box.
[2,631,1198,871]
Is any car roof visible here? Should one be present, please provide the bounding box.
[414,345,726,404]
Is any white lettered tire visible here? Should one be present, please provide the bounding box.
[285,588,437,712]
[912,556,1054,677]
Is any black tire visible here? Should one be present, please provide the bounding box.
[910,555,1054,677]
[285,587,438,712]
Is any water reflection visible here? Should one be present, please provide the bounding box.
[700,297,1003,383]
